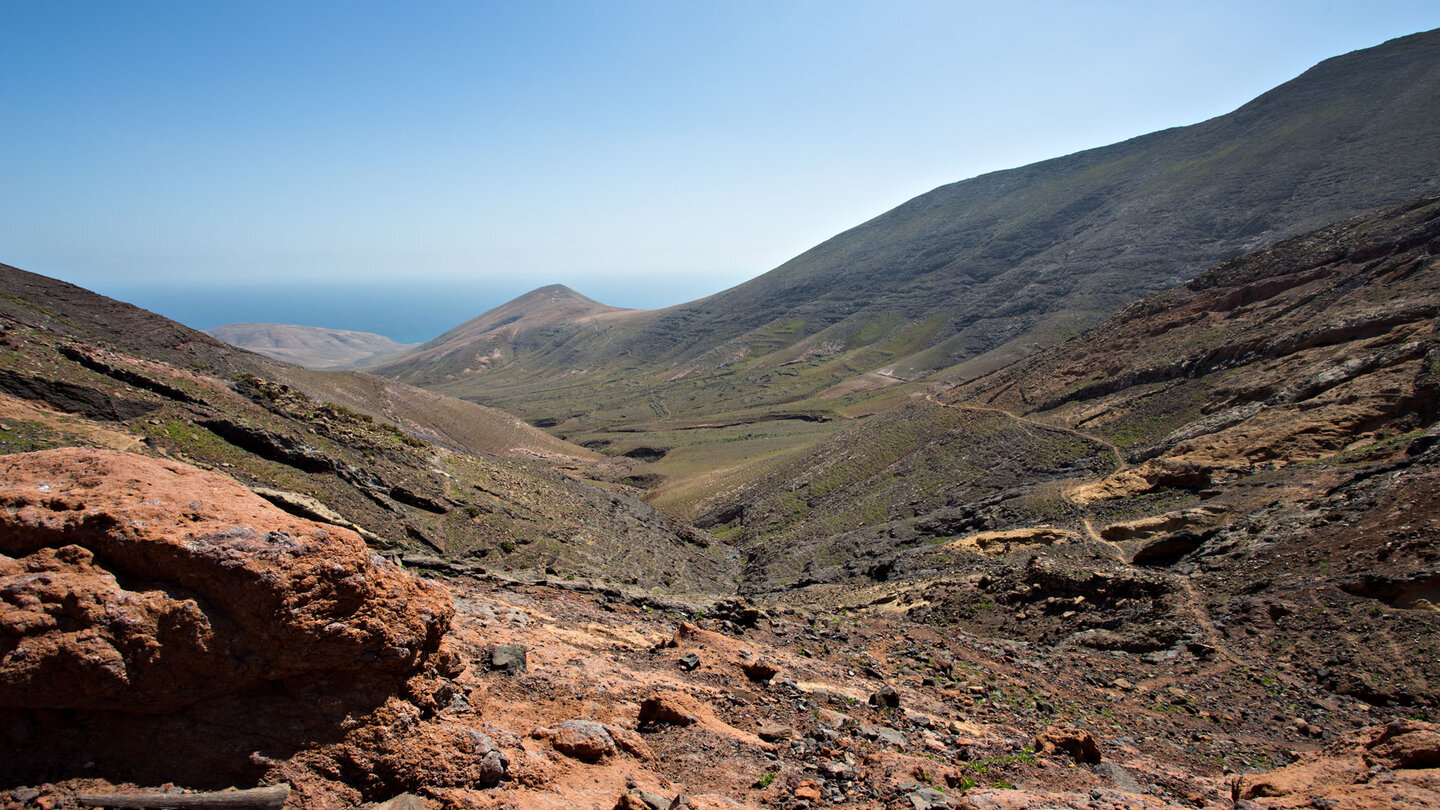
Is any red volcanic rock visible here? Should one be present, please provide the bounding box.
[1034,726,1102,763]
[0,447,453,714]
[547,720,619,762]
[1365,719,1440,770]
[1226,717,1440,801]
[1233,721,1440,808]
[638,692,701,727]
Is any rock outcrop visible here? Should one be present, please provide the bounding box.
[0,448,462,791]
[0,447,452,713]
[1232,720,1440,808]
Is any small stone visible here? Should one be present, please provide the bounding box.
[678,652,700,672]
[1099,761,1143,793]
[932,651,955,672]
[638,693,700,726]
[793,779,823,802]
[741,657,781,681]
[614,794,649,810]
[434,642,468,678]
[757,722,794,741]
[818,759,857,779]
[490,644,528,673]
[632,789,671,810]
[549,719,617,762]
[869,684,900,708]
[908,786,953,810]
[904,709,933,728]
[478,750,508,784]
[1035,726,1102,763]
[371,793,428,810]
[606,724,655,760]
[859,723,907,748]
[444,693,473,714]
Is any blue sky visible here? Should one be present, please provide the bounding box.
[2,1,1438,341]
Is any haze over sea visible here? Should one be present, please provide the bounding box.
[95,276,714,345]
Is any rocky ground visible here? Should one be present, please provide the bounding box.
[3,448,1439,810]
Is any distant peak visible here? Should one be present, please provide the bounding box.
[511,283,607,307]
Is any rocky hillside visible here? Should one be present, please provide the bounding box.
[3,30,1440,810]
[207,322,417,370]
[0,264,594,463]
[687,193,1440,734]
[375,29,1440,434]
[0,262,736,593]
[708,193,1439,585]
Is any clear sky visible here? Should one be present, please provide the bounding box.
[3,1,1438,342]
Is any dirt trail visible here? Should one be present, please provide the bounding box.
[926,394,1127,473]
[926,394,1131,558]
[927,394,1263,709]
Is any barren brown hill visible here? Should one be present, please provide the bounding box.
[366,283,641,381]
[208,322,417,370]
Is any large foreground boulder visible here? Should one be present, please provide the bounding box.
[0,448,454,713]
[0,448,477,793]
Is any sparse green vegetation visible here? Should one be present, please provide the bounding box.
[0,420,65,454]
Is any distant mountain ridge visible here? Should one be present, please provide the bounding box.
[373,28,1440,428]
[208,322,416,370]
[372,283,638,378]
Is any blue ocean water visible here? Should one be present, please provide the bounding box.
[85,276,719,345]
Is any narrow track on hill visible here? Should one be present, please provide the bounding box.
[1080,516,1119,555]
[924,393,1127,473]
[924,392,1265,704]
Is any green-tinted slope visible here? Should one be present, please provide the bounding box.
[698,398,1114,595]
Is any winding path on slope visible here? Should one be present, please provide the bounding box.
[924,390,1265,700]
[923,392,1127,474]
